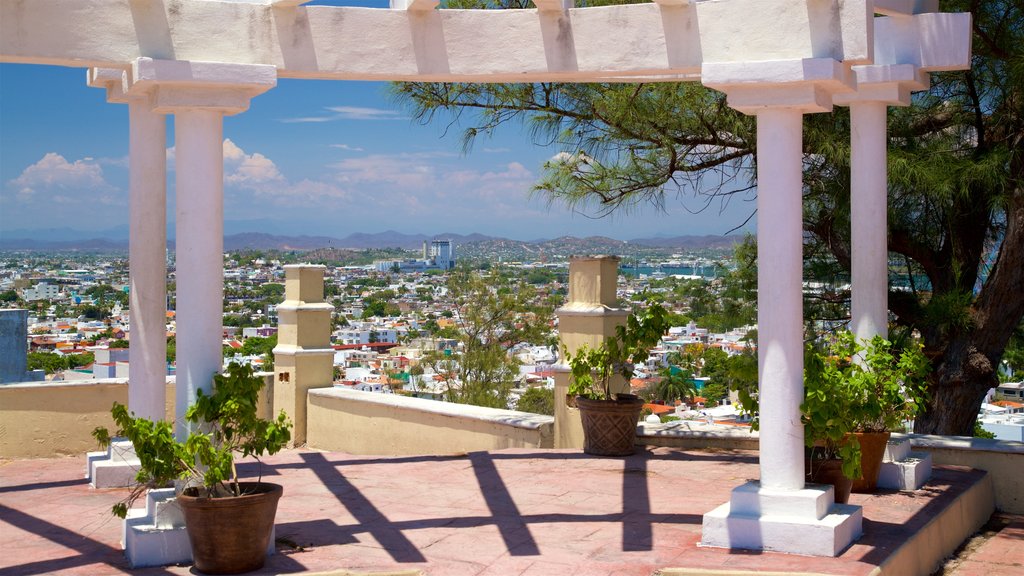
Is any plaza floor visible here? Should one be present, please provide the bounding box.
[0,446,1013,576]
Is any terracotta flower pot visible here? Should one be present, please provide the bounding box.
[851,431,891,493]
[576,395,645,456]
[177,482,283,574]
[806,458,852,504]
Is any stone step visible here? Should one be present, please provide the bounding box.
[877,451,933,491]
[86,438,142,488]
[123,488,192,568]
[884,437,912,462]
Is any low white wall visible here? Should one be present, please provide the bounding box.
[0,378,175,459]
[307,387,554,455]
[900,433,1024,514]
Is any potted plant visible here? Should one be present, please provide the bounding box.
[93,362,292,574]
[565,299,669,456]
[844,333,930,493]
[802,338,864,504]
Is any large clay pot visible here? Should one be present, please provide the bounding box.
[576,395,645,456]
[178,482,283,574]
[806,458,852,504]
[851,431,891,493]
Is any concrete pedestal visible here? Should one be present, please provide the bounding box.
[86,438,141,488]
[123,488,191,568]
[877,437,933,490]
[702,481,863,556]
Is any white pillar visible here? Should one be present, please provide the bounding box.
[755,108,806,491]
[849,101,889,342]
[128,100,168,421]
[173,110,225,438]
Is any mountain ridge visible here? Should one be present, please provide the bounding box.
[0,230,743,252]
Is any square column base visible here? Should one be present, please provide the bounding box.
[86,438,142,488]
[701,481,863,557]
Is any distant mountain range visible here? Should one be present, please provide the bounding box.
[0,228,742,252]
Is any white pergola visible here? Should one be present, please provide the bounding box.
[1,0,971,559]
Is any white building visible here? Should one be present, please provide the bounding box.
[23,282,60,301]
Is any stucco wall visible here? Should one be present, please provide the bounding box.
[902,433,1024,514]
[307,387,554,455]
[0,379,175,459]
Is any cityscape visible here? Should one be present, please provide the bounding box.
[0,237,758,421]
[1,1,1021,575]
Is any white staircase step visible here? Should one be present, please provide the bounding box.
[123,488,192,568]
[87,438,142,488]
[883,438,912,462]
[877,451,932,491]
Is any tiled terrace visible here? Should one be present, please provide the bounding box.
[0,446,1002,576]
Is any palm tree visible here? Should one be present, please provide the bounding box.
[654,366,698,404]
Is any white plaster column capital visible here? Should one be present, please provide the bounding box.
[702,58,855,115]
[833,63,928,107]
[86,67,131,104]
[129,58,277,116]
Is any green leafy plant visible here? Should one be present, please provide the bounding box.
[737,331,931,480]
[848,335,930,433]
[565,299,669,400]
[802,337,864,480]
[93,362,292,518]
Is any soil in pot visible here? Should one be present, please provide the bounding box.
[178,482,283,575]
[806,458,852,504]
[576,395,645,456]
[851,431,891,493]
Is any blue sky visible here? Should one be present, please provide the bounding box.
[0,44,757,241]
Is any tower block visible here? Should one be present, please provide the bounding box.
[273,265,335,446]
[553,256,630,448]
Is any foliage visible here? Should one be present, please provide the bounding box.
[26,351,94,374]
[565,298,669,400]
[424,268,553,408]
[802,340,864,480]
[652,366,697,404]
[699,380,729,408]
[93,362,292,518]
[846,334,931,433]
[973,421,997,439]
[393,0,1024,435]
[516,386,555,415]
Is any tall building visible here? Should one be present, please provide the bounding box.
[429,240,455,271]
[376,239,456,273]
[0,309,45,384]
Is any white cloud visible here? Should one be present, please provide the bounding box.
[279,105,405,123]
[7,153,116,202]
[330,144,365,152]
[223,139,285,189]
[325,106,404,120]
[482,147,511,153]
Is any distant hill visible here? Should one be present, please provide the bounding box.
[0,228,743,252]
[629,235,743,250]
[0,237,129,251]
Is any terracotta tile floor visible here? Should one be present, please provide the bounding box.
[0,447,1005,575]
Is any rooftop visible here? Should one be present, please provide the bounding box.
[0,445,1012,576]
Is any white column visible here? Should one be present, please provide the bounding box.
[755,108,806,491]
[173,110,225,439]
[849,101,889,342]
[128,100,168,421]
